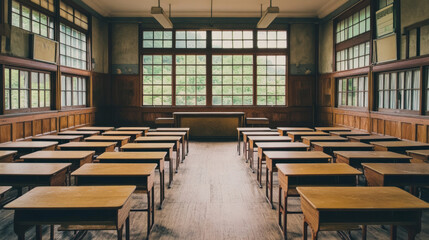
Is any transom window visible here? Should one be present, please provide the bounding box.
[176,31,206,48]
[336,42,370,71]
[143,31,173,48]
[337,76,368,108]
[257,31,287,48]
[61,75,87,107]
[212,31,253,49]
[60,1,88,30]
[336,5,370,43]
[11,0,54,39]
[31,0,55,12]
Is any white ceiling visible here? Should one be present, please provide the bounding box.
[83,0,348,18]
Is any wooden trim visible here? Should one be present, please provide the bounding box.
[335,0,371,22]
[335,32,371,52]
[0,55,57,71]
[372,56,429,73]
[60,66,91,76]
[332,67,370,78]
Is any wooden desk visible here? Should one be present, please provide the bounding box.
[287,131,329,142]
[371,141,429,154]
[312,142,373,156]
[237,127,271,155]
[85,135,131,147]
[76,126,114,133]
[363,163,429,196]
[4,186,135,240]
[135,136,181,164]
[248,136,292,171]
[0,141,58,158]
[0,186,12,203]
[407,149,429,163]
[314,127,351,132]
[242,132,280,161]
[156,128,190,156]
[264,151,332,208]
[0,163,70,195]
[334,151,411,169]
[58,130,99,138]
[121,143,175,188]
[146,132,187,161]
[102,131,143,142]
[21,151,95,171]
[348,135,399,144]
[277,127,313,136]
[116,127,150,135]
[58,142,116,155]
[0,151,17,162]
[72,163,156,236]
[301,136,347,147]
[277,163,361,238]
[330,131,370,137]
[255,142,308,187]
[297,187,429,240]
[173,112,245,139]
[97,152,167,208]
[31,135,82,144]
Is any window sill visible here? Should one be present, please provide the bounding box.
[0,107,95,119]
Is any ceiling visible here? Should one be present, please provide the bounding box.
[82,0,348,18]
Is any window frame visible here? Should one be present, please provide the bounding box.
[336,75,369,110]
[60,74,88,109]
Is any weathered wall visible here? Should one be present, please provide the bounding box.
[111,23,139,74]
[289,24,316,75]
[318,20,333,74]
[92,17,109,74]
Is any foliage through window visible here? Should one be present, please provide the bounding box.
[142,55,173,106]
[176,55,206,105]
[176,31,206,48]
[143,31,173,48]
[61,75,87,107]
[337,76,368,108]
[11,0,54,39]
[256,56,286,105]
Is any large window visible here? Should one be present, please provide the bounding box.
[143,31,173,48]
[142,55,173,106]
[11,0,54,39]
[336,5,370,43]
[336,42,370,71]
[60,23,87,70]
[256,56,286,105]
[176,55,206,105]
[176,31,206,49]
[337,76,368,108]
[4,67,51,111]
[61,75,87,107]
[60,1,88,30]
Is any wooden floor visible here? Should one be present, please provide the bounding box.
[1,141,429,239]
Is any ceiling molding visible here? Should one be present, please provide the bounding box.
[83,0,112,17]
[317,0,348,18]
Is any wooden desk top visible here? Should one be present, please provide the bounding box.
[85,136,131,141]
[256,142,308,148]
[0,163,71,175]
[312,142,373,148]
[0,186,12,195]
[371,141,429,148]
[330,131,370,136]
[59,142,116,148]
[0,141,58,149]
[4,186,136,210]
[121,143,174,150]
[72,163,157,176]
[302,136,347,141]
[297,187,429,210]
[407,149,429,157]
[242,132,280,137]
[59,130,99,135]
[32,135,83,141]
[21,151,95,159]
[334,151,411,159]
[277,163,361,176]
[97,152,167,160]
[116,127,150,131]
[277,127,313,132]
[288,132,329,136]
[264,151,332,160]
[102,131,143,135]
[0,151,17,158]
[362,163,429,175]
[156,128,190,131]
[315,127,351,132]
[237,127,271,132]
[348,135,398,142]
[146,132,186,136]
[174,112,245,116]
[135,136,181,141]
[248,136,292,141]
[77,127,114,131]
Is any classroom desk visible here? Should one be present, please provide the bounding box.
[31,135,83,144]
[0,163,71,195]
[255,142,308,187]
[85,135,131,147]
[314,127,351,132]
[0,151,17,162]
[58,130,99,138]
[264,151,332,208]
[237,127,271,155]
[146,132,187,161]
[156,128,190,156]
[248,136,292,171]
[97,152,167,208]
[76,126,114,133]
[407,149,429,163]
[58,142,116,155]
[297,187,429,240]
[334,151,411,169]
[121,143,175,187]
[312,142,374,156]
[135,136,181,163]
[21,151,95,171]
[102,131,143,142]
[242,132,280,161]
[276,127,313,136]
[277,163,361,238]
[348,135,399,144]
[4,186,135,240]
[0,141,58,158]
[72,163,156,237]
[116,127,150,135]
[287,131,329,142]
[330,131,370,137]
[371,141,429,154]
[301,136,347,147]
[363,163,429,196]
[0,186,12,202]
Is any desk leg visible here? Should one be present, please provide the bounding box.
[182,140,186,161]
[279,185,287,239]
[35,225,42,240]
[245,141,249,163]
[237,132,240,155]
[168,158,173,188]
[303,220,308,240]
[126,217,130,240]
[362,225,367,240]
[265,168,274,209]
[117,225,123,240]
[147,185,155,238]
[186,133,189,155]
[391,225,397,240]
[50,225,55,240]
[159,168,165,209]
[257,155,262,188]
[176,147,180,173]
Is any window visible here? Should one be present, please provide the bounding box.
[60,1,88,30]
[4,67,51,111]
[143,31,173,48]
[337,76,368,107]
[336,42,370,71]
[61,75,87,107]
[257,31,287,48]
[142,55,173,106]
[212,55,253,105]
[60,23,87,70]
[31,0,55,12]
[379,0,394,9]
[176,55,206,105]
[11,0,54,39]
[256,56,286,105]
[176,31,206,48]
[212,31,253,48]
[377,69,420,111]
[336,5,370,43]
